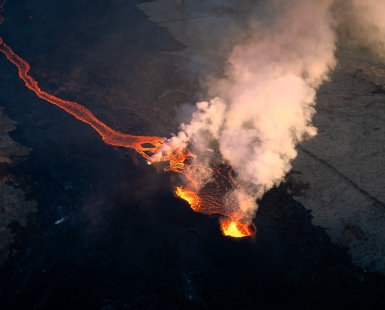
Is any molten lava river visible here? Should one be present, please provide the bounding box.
[0,36,255,238]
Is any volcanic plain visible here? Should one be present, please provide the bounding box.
[0,0,385,309]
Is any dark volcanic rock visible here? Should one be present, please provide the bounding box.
[0,1,385,310]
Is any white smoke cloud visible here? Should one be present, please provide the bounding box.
[333,0,385,58]
[351,0,385,57]
[214,0,337,220]
[152,0,338,222]
[181,97,228,153]
[148,97,227,163]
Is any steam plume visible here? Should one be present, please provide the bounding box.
[334,0,385,58]
[151,0,338,222]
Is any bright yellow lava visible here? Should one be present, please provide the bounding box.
[174,186,201,211]
[221,221,246,238]
[219,218,255,238]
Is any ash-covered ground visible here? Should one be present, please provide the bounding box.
[0,0,385,309]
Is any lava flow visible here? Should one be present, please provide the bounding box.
[0,35,254,238]
[0,38,163,158]
[0,1,5,25]
[220,218,255,238]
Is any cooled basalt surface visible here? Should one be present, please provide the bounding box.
[0,0,384,309]
[139,0,385,275]
[0,107,36,269]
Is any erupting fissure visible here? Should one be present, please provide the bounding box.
[0,36,254,238]
[3,0,382,240]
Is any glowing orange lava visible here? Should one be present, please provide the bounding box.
[0,27,254,238]
[0,38,163,158]
[0,1,5,25]
[175,186,201,211]
[219,218,255,238]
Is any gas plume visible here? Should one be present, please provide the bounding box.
[0,34,255,236]
[2,0,384,238]
[151,0,338,224]
[334,0,385,58]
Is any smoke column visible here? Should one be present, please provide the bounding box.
[2,0,384,237]
[334,0,385,58]
[0,0,257,237]
[151,0,338,223]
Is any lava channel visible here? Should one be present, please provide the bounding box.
[0,36,255,238]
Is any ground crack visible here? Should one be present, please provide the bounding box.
[298,145,385,210]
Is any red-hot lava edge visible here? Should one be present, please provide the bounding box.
[0,38,164,158]
[0,36,255,238]
[0,1,6,25]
